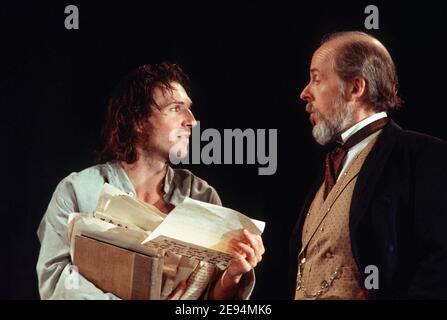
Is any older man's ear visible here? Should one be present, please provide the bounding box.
[344,76,367,102]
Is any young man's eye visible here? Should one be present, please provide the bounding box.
[170,105,181,112]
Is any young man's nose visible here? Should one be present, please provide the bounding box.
[184,109,197,128]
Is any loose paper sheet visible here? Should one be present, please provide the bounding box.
[142,197,265,268]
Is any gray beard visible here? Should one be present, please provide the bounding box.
[308,97,355,146]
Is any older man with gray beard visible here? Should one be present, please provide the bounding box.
[289,31,447,299]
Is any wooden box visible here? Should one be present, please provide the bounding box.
[73,235,163,300]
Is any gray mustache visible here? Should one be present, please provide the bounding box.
[306,103,314,113]
[305,103,312,113]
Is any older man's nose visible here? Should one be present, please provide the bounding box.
[300,84,311,102]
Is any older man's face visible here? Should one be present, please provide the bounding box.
[299,43,354,145]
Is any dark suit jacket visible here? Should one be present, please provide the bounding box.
[289,120,447,299]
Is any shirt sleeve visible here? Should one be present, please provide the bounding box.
[36,175,120,300]
[188,173,222,206]
[203,268,256,300]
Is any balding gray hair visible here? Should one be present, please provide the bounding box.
[322,31,402,112]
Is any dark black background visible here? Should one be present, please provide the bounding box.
[2,1,446,299]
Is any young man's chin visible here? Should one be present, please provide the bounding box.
[168,144,189,161]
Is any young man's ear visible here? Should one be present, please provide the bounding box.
[344,77,367,102]
[134,120,144,134]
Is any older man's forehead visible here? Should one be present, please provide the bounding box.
[310,45,336,71]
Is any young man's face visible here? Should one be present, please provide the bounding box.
[138,82,196,160]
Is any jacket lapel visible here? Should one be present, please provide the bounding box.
[349,120,400,236]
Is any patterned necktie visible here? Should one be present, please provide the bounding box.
[323,117,389,200]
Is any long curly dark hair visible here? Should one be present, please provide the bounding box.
[97,62,190,164]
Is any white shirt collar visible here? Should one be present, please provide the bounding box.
[340,112,388,143]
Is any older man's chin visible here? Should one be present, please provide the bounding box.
[312,122,333,146]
